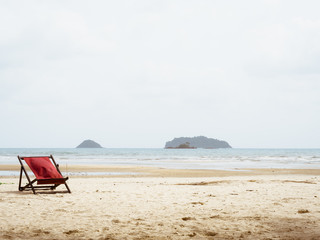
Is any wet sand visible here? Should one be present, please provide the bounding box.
[1,166,320,239]
[1,164,320,177]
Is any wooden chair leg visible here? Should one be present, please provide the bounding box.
[64,182,71,193]
[18,167,23,191]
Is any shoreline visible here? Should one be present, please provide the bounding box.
[1,164,320,177]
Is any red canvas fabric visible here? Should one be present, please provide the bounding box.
[24,157,63,184]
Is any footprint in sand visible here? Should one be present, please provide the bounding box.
[298,209,310,214]
[55,209,67,212]
[64,230,80,235]
[191,202,204,205]
[182,217,196,221]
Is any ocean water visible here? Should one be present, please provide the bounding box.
[0,148,320,171]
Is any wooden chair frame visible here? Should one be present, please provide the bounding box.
[18,155,71,194]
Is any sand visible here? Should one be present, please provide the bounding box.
[1,166,320,239]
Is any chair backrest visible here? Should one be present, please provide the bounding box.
[23,157,63,180]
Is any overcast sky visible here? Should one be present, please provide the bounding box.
[1,0,320,148]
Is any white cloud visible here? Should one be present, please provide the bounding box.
[0,0,320,147]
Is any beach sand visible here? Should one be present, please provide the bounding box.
[1,166,320,239]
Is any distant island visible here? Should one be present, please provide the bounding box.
[165,136,231,149]
[76,139,103,148]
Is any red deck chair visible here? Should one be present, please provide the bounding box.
[18,155,71,194]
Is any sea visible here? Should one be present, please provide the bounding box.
[1,148,320,176]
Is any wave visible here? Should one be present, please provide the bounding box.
[1,148,320,169]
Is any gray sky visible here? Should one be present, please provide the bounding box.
[1,0,320,148]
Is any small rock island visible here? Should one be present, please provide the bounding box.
[76,139,103,148]
[165,136,231,149]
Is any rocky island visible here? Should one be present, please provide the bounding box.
[165,136,231,149]
[76,139,103,148]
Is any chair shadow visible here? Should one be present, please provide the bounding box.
[1,190,70,195]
